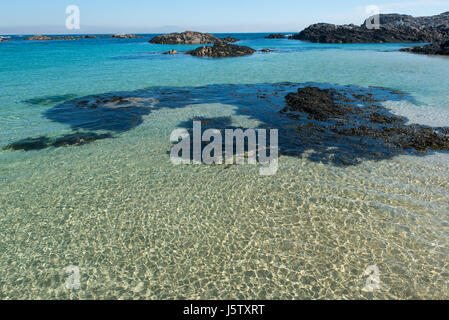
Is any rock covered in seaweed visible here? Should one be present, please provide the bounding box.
[186,43,256,58]
[281,86,449,152]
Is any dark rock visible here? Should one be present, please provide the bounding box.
[150,31,225,44]
[282,87,345,121]
[290,12,449,43]
[281,86,449,152]
[186,43,256,58]
[400,40,449,56]
[265,33,286,39]
[222,36,240,43]
[260,48,274,53]
[110,34,143,39]
[24,35,88,41]
[3,132,112,151]
[25,35,53,41]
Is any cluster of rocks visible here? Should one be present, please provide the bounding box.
[149,31,240,44]
[0,37,9,42]
[25,35,98,41]
[222,36,240,43]
[401,40,449,56]
[290,12,449,43]
[150,31,225,44]
[109,34,143,39]
[265,33,286,39]
[281,86,449,152]
[186,43,256,58]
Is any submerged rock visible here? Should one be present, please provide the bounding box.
[186,43,256,58]
[265,33,286,39]
[260,48,274,52]
[400,40,449,56]
[290,12,449,43]
[281,86,449,152]
[149,31,225,44]
[3,132,112,151]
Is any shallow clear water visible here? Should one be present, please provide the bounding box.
[0,34,448,299]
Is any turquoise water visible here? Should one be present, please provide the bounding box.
[1,34,449,299]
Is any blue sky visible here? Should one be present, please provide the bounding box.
[1,0,448,34]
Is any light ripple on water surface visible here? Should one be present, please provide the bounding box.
[0,82,448,299]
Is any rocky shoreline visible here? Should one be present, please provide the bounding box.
[290,12,449,43]
[400,40,449,56]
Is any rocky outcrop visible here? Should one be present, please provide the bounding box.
[222,36,240,43]
[24,35,97,41]
[163,50,178,55]
[0,38,9,42]
[401,40,449,56]
[110,34,143,39]
[150,31,225,44]
[281,86,449,152]
[362,11,449,28]
[25,35,53,41]
[186,43,256,58]
[265,33,286,39]
[260,48,274,53]
[291,12,449,43]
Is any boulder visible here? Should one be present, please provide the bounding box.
[186,43,256,58]
[150,31,225,44]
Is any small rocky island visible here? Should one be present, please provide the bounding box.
[150,31,226,44]
[265,33,286,39]
[109,34,143,39]
[401,40,449,56]
[24,35,98,41]
[290,12,449,43]
[222,36,240,43]
[186,43,256,58]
